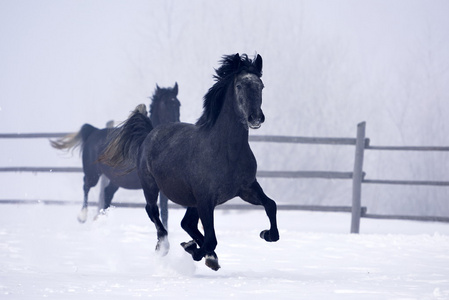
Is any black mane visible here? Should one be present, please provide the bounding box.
[196,53,263,128]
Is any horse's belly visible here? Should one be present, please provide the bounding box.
[157,179,197,207]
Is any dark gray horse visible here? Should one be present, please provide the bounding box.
[101,54,279,271]
[51,83,180,224]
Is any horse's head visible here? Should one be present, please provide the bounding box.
[233,54,265,130]
[197,53,265,130]
[150,82,181,127]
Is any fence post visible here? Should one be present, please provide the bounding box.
[350,122,366,234]
[98,120,114,212]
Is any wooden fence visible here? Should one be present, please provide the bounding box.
[1,121,449,233]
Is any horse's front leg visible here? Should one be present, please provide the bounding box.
[239,180,279,242]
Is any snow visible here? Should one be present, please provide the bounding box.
[1,204,449,299]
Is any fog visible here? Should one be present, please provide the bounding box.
[1,0,449,216]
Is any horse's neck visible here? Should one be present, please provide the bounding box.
[209,90,249,152]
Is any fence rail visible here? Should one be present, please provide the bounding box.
[1,123,449,231]
[0,133,69,139]
[363,179,449,186]
[0,167,83,173]
[366,145,449,151]
[248,135,361,146]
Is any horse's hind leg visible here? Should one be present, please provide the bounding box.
[180,207,204,252]
[78,172,100,223]
[197,204,220,270]
[180,206,220,270]
[239,180,279,242]
[140,177,169,255]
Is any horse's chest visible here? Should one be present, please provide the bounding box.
[211,154,257,190]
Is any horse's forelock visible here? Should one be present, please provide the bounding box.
[214,53,262,81]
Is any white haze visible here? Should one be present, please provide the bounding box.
[1,0,449,216]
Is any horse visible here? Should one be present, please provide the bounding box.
[100,53,279,271]
[50,83,180,225]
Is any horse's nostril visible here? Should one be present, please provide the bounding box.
[249,113,264,125]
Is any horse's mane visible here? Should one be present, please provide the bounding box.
[196,53,263,129]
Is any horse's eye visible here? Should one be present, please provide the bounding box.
[236,84,242,90]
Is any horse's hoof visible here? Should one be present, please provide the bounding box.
[93,209,107,221]
[155,236,170,256]
[205,254,220,271]
[181,240,197,255]
[77,208,88,223]
[260,230,279,242]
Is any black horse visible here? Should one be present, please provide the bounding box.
[51,83,180,224]
[101,54,279,271]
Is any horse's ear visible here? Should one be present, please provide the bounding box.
[156,84,161,90]
[255,54,263,74]
[173,82,178,95]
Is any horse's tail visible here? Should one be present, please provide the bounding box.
[50,124,97,154]
[100,104,153,169]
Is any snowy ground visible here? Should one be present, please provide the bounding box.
[1,204,449,300]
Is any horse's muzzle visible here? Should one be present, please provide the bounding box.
[248,113,265,129]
